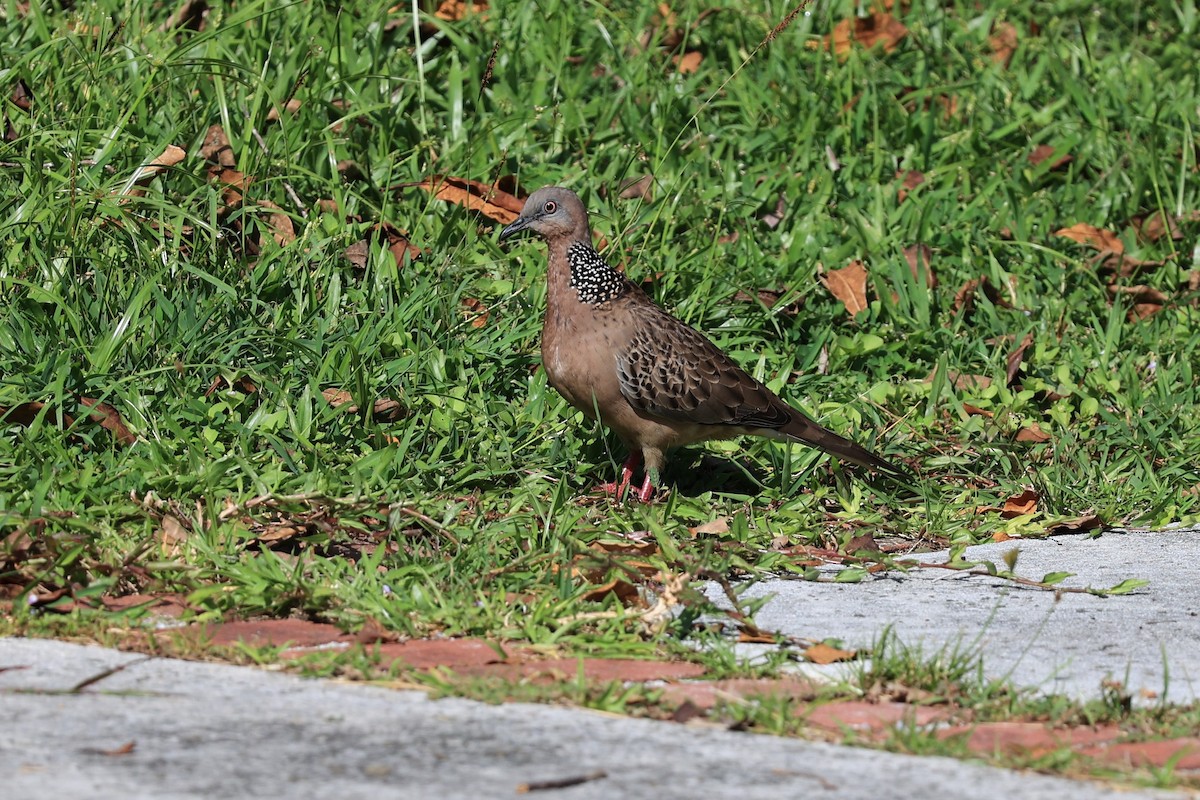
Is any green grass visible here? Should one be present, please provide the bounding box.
[2,0,1199,677]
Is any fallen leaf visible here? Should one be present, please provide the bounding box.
[77,397,136,446]
[266,98,302,122]
[1015,424,1050,443]
[335,159,364,180]
[822,261,869,317]
[354,617,399,645]
[85,741,137,757]
[1001,489,1038,518]
[842,531,878,554]
[896,169,924,202]
[616,175,654,201]
[738,629,780,644]
[1006,332,1034,386]
[760,194,786,229]
[1028,144,1072,171]
[11,78,32,111]
[732,287,802,317]
[159,0,208,33]
[961,403,993,418]
[991,530,1014,542]
[1094,251,1165,280]
[804,642,857,664]
[930,370,992,391]
[689,517,730,536]
[1131,210,1200,243]
[989,21,1018,67]
[412,175,522,224]
[1108,284,1168,320]
[199,124,235,168]
[321,388,408,421]
[345,223,422,269]
[952,275,1013,315]
[461,297,489,328]
[1045,514,1104,535]
[259,200,295,246]
[902,244,936,288]
[434,0,488,21]
[824,12,909,59]
[158,514,189,557]
[673,51,703,74]
[1055,223,1123,254]
[0,398,134,446]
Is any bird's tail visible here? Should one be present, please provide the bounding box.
[781,415,912,485]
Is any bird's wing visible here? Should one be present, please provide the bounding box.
[615,306,791,430]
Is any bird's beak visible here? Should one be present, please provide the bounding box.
[498,216,529,242]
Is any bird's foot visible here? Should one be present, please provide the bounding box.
[633,473,655,503]
[594,454,647,501]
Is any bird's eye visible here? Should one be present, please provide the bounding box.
[543,201,557,214]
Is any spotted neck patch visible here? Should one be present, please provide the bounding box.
[566,242,628,305]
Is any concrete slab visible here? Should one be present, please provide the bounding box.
[0,638,1182,799]
[706,528,1200,703]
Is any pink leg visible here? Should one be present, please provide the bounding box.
[596,452,643,500]
[634,472,655,503]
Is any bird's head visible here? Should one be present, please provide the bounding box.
[499,187,589,243]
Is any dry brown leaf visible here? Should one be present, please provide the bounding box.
[1028,144,1072,171]
[822,261,869,317]
[199,124,235,167]
[434,0,488,21]
[952,275,1013,315]
[77,397,136,446]
[842,531,878,554]
[159,0,208,33]
[343,240,369,270]
[991,531,1014,542]
[259,200,295,246]
[1001,489,1038,518]
[673,51,703,74]
[804,642,857,664]
[1046,514,1104,535]
[962,403,993,418]
[354,617,399,645]
[902,244,936,288]
[321,388,407,421]
[989,21,1018,67]
[896,169,924,202]
[1006,332,1034,386]
[414,175,522,224]
[11,79,32,111]
[134,144,186,182]
[1108,284,1168,320]
[690,517,730,536]
[760,194,786,229]
[937,371,992,391]
[737,629,780,644]
[1055,223,1123,254]
[825,12,909,59]
[266,98,302,122]
[616,175,654,201]
[1015,424,1051,443]
[461,297,489,328]
[732,287,802,317]
[345,223,421,269]
[158,514,189,557]
[1,398,135,447]
[119,145,187,199]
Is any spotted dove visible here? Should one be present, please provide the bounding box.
[500,186,908,501]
